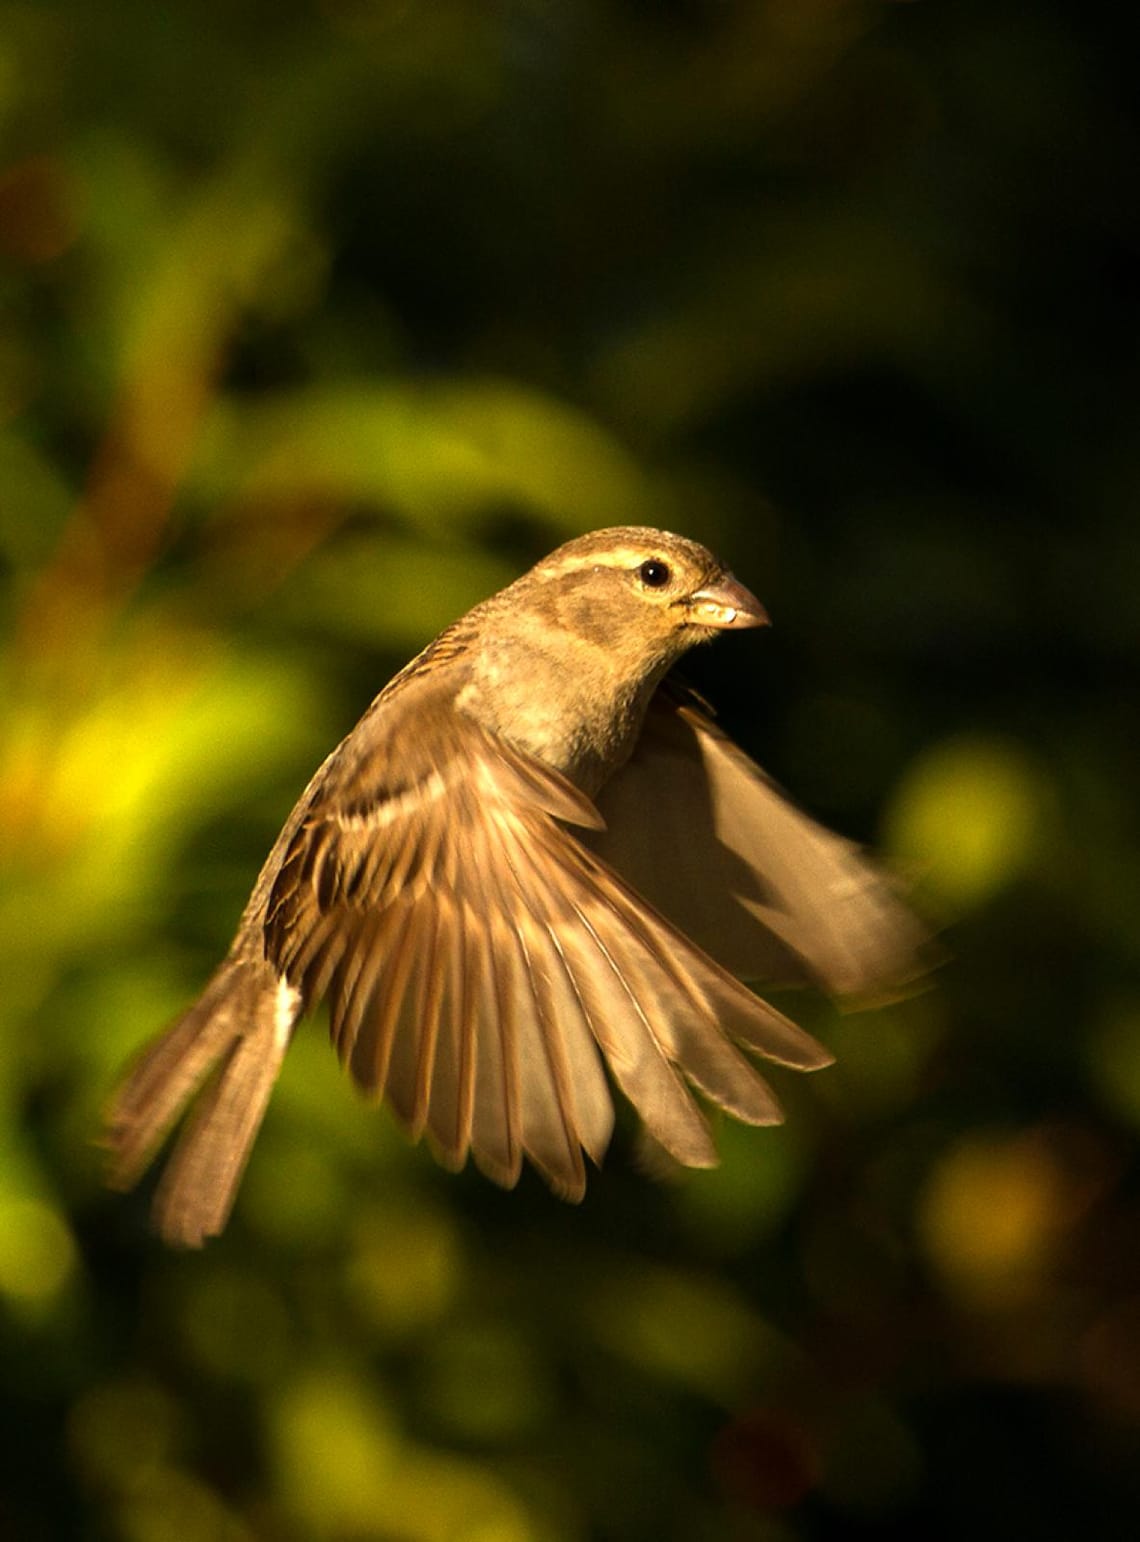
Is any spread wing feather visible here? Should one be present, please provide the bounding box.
[263,701,830,1196]
[591,688,932,997]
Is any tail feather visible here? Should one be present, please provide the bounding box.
[105,955,299,1247]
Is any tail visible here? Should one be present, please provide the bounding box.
[105,952,301,1247]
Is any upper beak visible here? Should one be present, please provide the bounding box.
[687,573,770,630]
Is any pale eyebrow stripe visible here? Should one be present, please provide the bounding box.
[536,547,663,577]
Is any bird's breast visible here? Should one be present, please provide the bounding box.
[458,635,654,798]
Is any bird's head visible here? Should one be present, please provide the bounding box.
[519,526,769,677]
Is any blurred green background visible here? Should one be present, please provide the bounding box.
[2,1,1138,1537]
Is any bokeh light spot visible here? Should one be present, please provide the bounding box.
[271,1368,397,1530]
[885,735,1048,908]
[589,1265,783,1400]
[0,1196,76,1305]
[917,1128,1094,1307]
[346,1202,465,1336]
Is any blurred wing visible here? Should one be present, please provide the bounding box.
[264,698,828,1197]
[590,687,930,997]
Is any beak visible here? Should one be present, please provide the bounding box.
[687,573,770,630]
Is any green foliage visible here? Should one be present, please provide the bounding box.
[2,1,1137,1538]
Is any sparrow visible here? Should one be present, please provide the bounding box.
[106,526,926,1246]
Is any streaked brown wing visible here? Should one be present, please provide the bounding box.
[263,698,829,1197]
[590,686,931,998]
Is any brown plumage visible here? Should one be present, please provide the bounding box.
[106,527,928,1246]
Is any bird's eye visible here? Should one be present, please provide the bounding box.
[638,559,671,589]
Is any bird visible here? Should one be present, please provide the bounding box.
[105,526,927,1246]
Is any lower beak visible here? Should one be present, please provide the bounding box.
[687,574,770,630]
